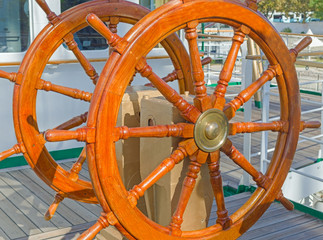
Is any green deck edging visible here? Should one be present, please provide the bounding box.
[235,184,323,220]
[291,200,323,220]
[0,147,83,169]
[270,84,322,96]
[207,82,242,88]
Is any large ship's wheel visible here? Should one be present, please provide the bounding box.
[0,0,193,222]
[63,0,319,238]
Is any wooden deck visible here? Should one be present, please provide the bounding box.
[0,162,322,239]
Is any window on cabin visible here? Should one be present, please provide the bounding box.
[61,0,108,50]
[0,0,30,52]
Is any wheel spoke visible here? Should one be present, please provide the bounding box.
[185,21,211,111]
[224,64,279,119]
[63,33,99,84]
[229,121,287,135]
[221,139,270,189]
[36,79,92,102]
[86,13,127,54]
[114,123,194,141]
[169,150,204,236]
[0,70,19,83]
[108,17,119,54]
[44,127,95,143]
[36,0,59,24]
[207,151,231,229]
[127,140,193,208]
[0,143,25,161]
[136,58,201,123]
[145,57,211,88]
[212,26,250,110]
[68,147,87,182]
[54,112,88,130]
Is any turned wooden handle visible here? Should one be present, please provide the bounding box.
[44,193,64,220]
[45,129,84,142]
[290,36,312,61]
[201,57,212,65]
[303,121,321,129]
[36,0,52,15]
[0,144,22,161]
[87,13,113,41]
[277,191,294,211]
[294,36,312,55]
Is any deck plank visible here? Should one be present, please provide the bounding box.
[0,175,57,233]
[0,191,41,236]
[0,208,25,239]
[20,168,99,223]
[3,171,71,229]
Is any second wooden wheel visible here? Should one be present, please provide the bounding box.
[13,0,192,208]
[82,0,312,239]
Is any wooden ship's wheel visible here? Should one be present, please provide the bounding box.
[42,0,320,239]
[0,0,194,223]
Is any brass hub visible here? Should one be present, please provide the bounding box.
[194,109,229,153]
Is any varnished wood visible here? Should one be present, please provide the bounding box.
[185,22,211,111]
[0,70,18,83]
[44,192,65,221]
[136,58,201,123]
[128,144,188,208]
[68,148,87,182]
[221,139,270,190]
[213,26,250,110]
[224,65,278,119]
[86,13,127,54]
[169,157,202,236]
[114,123,194,140]
[36,0,59,24]
[36,79,92,102]
[54,112,88,130]
[44,127,95,143]
[276,190,294,211]
[145,57,211,88]
[229,121,287,135]
[78,213,110,240]
[290,36,312,62]
[0,143,25,161]
[208,151,231,229]
[63,33,99,84]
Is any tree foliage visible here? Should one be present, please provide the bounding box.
[258,0,322,22]
[310,0,323,20]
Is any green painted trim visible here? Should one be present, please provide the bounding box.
[270,84,322,96]
[0,147,83,169]
[236,185,323,220]
[237,185,256,194]
[237,108,244,112]
[207,81,242,88]
[255,101,262,109]
[316,158,323,163]
[223,185,238,197]
[292,200,323,220]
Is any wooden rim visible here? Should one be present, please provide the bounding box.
[87,0,300,238]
